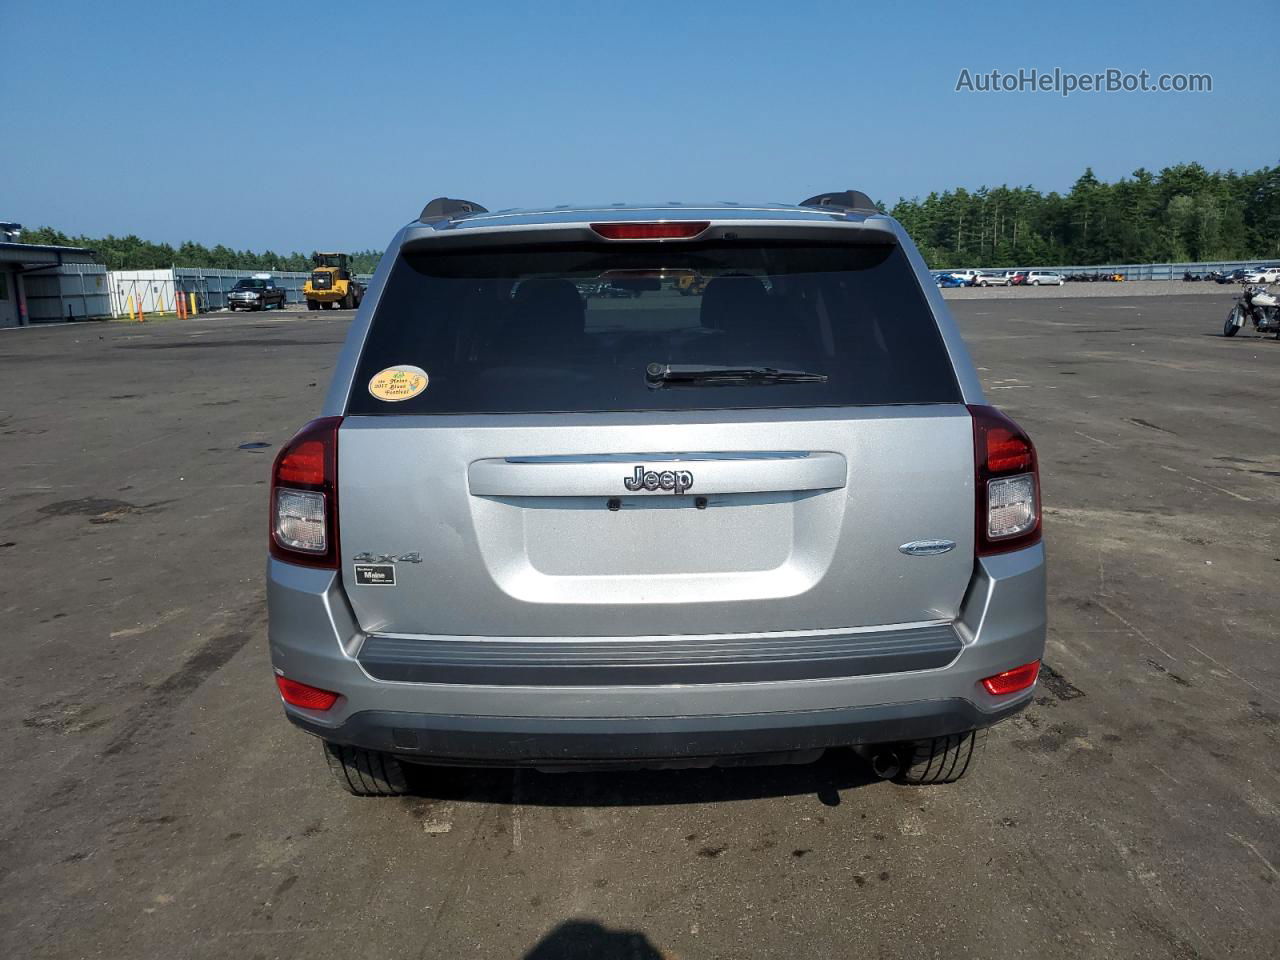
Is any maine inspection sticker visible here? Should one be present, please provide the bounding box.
[368,365,429,402]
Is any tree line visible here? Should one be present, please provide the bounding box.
[13,226,383,275]
[15,162,1280,272]
[889,162,1280,268]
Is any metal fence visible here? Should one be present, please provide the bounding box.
[936,258,1278,280]
[109,267,376,315]
[175,268,313,311]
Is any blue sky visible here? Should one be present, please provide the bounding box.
[4,0,1274,253]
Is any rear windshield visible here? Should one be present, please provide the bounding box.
[346,242,960,414]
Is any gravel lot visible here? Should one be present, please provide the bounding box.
[1,294,1277,960]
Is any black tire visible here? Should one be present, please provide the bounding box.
[894,729,986,785]
[323,741,409,797]
[306,300,319,311]
[1224,307,1242,337]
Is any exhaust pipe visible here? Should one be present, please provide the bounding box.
[870,750,901,780]
[853,745,902,781]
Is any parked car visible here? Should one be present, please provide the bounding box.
[228,275,287,311]
[947,269,981,287]
[934,272,967,288]
[1212,269,1249,284]
[1243,266,1280,283]
[975,273,1010,287]
[267,192,1046,795]
[1025,271,1065,286]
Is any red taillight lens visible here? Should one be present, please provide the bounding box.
[275,675,340,711]
[276,440,327,486]
[270,416,341,569]
[970,404,1041,556]
[981,660,1041,696]
[590,221,710,240]
[985,426,1034,473]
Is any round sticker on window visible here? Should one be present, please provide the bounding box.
[368,365,429,402]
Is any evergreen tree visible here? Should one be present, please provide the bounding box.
[17,163,1280,271]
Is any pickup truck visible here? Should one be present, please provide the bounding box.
[228,275,288,311]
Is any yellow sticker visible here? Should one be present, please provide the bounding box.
[368,365,429,402]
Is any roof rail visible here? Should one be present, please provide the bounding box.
[799,190,878,214]
[418,197,489,223]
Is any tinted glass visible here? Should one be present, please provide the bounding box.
[347,242,961,415]
[235,279,266,289]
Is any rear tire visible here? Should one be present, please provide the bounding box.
[894,729,986,785]
[323,741,409,797]
[306,300,319,312]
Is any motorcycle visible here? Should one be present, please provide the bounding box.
[1224,284,1280,337]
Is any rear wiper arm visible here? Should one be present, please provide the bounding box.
[646,362,828,386]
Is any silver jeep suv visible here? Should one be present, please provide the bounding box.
[267,192,1046,795]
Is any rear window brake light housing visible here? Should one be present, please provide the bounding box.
[590,221,710,240]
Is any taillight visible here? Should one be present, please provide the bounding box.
[270,416,341,568]
[590,221,710,240]
[981,660,1041,696]
[969,404,1040,555]
[275,674,341,711]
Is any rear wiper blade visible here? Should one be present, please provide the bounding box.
[646,362,828,386]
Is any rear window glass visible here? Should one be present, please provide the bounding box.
[346,242,960,414]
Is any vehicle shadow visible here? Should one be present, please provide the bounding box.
[399,746,881,808]
[1200,332,1279,339]
[523,920,667,959]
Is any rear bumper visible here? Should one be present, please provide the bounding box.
[268,544,1046,764]
[286,697,1026,765]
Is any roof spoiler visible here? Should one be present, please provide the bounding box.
[799,190,878,214]
[419,197,488,223]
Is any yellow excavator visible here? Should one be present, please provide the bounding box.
[303,253,364,311]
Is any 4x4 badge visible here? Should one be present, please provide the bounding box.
[352,552,422,563]
[624,466,694,495]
